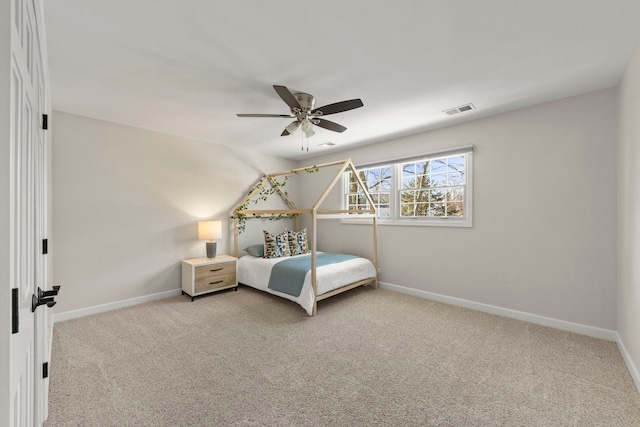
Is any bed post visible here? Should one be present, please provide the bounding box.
[311,210,318,316]
[372,216,379,289]
[233,216,239,258]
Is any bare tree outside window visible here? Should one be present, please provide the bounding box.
[346,166,391,217]
[400,155,465,218]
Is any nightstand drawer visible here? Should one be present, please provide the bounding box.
[195,273,237,293]
[195,262,235,280]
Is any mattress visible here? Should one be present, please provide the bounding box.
[237,252,377,315]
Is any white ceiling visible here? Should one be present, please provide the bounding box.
[44,1,640,160]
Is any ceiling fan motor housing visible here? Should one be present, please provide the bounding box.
[293,93,316,114]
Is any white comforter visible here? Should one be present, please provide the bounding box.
[237,253,377,315]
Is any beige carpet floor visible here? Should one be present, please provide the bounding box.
[45,286,640,426]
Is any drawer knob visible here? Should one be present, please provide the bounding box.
[210,268,223,272]
[210,280,224,285]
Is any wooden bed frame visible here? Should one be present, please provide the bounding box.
[232,159,378,316]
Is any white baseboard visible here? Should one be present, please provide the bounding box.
[616,333,640,394]
[378,281,618,341]
[53,289,183,323]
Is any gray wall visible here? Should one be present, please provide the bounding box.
[299,89,618,330]
[51,111,297,313]
[617,44,640,386]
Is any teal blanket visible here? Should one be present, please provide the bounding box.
[268,253,357,297]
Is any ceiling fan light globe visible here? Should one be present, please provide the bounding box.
[285,122,299,133]
[301,119,315,138]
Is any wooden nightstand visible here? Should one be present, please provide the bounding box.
[181,255,238,301]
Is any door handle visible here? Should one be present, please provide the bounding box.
[32,295,56,312]
[38,285,60,298]
[32,286,61,312]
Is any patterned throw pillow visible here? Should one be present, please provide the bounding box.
[287,228,310,255]
[263,230,291,258]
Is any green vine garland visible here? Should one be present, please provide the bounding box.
[233,166,318,233]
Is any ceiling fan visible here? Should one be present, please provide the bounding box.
[237,85,363,138]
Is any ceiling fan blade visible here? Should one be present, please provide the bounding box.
[315,118,347,133]
[236,114,293,118]
[281,121,300,136]
[273,85,301,110]
[312,99,363,116]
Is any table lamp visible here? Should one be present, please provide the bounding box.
[198,220,222,258]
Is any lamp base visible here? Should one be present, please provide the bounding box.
[206,241,217,258]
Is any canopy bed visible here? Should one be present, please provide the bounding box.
[232,159,378,316]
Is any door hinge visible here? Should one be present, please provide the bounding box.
[12,288,19,334]
[43,362,49,379]
[42,114,48,130]
[42,238,48,255]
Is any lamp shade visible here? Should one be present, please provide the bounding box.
[198,221,222,241]
[301,119,315,138]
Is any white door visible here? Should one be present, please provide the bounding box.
[2,0,52,425]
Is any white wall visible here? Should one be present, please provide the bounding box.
[51,111,297,313]
[617,44,640,385]
[300,89,618,330]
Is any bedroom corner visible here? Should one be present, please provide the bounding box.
[50,111,297,318]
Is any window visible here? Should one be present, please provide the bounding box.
[343,148,473,227]
[346,165,392,218]
[400,155,465,218]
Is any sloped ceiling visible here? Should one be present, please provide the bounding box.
[44,1,640,160]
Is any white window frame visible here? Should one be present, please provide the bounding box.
[342,146,473,228]
[344,164,393,218]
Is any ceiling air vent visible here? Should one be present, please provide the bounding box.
[443,103,475,116]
